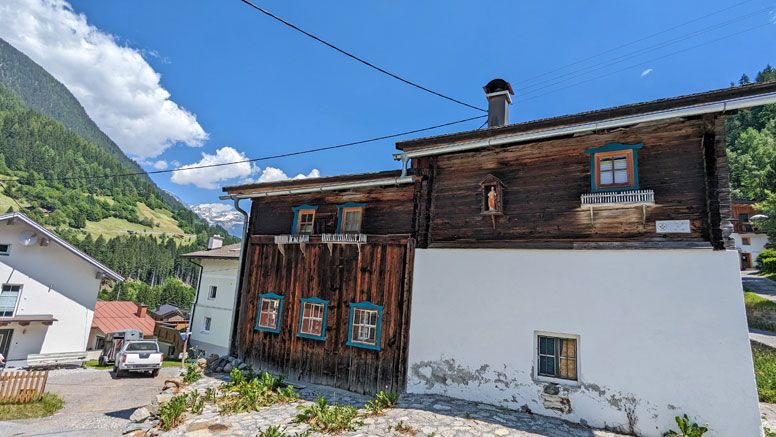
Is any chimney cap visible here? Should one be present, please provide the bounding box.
[483,79,514,96]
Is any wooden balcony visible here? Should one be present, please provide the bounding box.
[581,189,655,207]
[269,233,372,256]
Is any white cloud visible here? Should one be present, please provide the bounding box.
[641,68,653,78]
[152,160,168,170]
[171,147,255,189]
[0,0,208,158]
[257,167,320,183]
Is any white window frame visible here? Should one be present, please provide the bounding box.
[0,284,22,318]
[258,298,281,330]
[351,308,379,346]
[0,243,10,256]
[299,302,325,337]
[208,285,217,300]
[533,331,580,386]
[203,316,212,333]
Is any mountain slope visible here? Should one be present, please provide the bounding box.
[0,38,191,212]
[0,39,237,288]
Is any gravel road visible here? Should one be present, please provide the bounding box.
[0,367,180,437]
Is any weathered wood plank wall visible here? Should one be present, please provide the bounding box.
[412,117,729,247]
[237,239,414,394]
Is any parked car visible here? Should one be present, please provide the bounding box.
[114,340,163,377]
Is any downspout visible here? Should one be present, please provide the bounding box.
[181,259,204,368]
[228,198,250,358]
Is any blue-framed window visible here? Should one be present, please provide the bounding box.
[292,205,318,235]
[584,143,643,192]
[255,292,284,333]
[336,202,366,234]
[346,301,383,351]
[297,297,329,341]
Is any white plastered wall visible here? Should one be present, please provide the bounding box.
[0,221,102,359]
[406,248,760,437]
[190,258,238,357]
[731,232,770,266]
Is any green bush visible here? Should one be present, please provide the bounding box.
[294,396,361,434]
[159,394,187,431]
[218,370,298,414]
[364,390,399,415]
[662,414,708,436]
[758,249,776,266]
[182,364,202,384]
[763,258,776,275]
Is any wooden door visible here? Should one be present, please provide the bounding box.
[741,253,752,270]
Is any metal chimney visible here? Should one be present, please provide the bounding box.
[483,79,514,128]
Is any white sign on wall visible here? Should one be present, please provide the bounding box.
[655,220,691,234]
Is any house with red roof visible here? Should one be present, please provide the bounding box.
[88,301,156,351]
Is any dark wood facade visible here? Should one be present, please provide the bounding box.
[230,181,417,394]
[407,115,732,250]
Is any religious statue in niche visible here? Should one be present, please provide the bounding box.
[479,174,505,229]
[487,186,497,212]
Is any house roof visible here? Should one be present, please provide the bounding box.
[0,212,123,281]
[150,303,189,320]
[395,81,776,151]
[92,301,155,336]
[181,243,242,259]
[222,170,405,195]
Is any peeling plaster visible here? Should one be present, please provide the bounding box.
[410,358,492,389]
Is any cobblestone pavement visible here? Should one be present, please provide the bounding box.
[163,375,626,437]
[0,367,179,437]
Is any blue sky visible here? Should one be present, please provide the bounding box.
[3,0,776,211]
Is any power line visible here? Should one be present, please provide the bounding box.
[0,180,25,212]
[237,0,486,113]
[514,0,758,88]
[520,21,772,102]
[518,5,771,93]
[0,115,486,184]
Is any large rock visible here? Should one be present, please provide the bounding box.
[129,407,151,423]
[164,378,182,388]
[206,353,220,365]
[223,363,232,373]
[156,393,173,404]
[123,420,156,435]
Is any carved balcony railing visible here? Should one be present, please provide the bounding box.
[734,223,755,233]
[581,189,655,207]
[581,189,655,226]
[274,234,310,245]
[321,233,367,244]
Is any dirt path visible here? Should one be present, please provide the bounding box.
[0,367,179,437]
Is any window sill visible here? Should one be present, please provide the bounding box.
[346,341,381,351]
[534,374,580,386]
[297,332,326,342]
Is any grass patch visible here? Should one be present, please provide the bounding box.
[752,341,776,402]
[83,360,112,370]
[0,393,64,420]
[745,291,776,310]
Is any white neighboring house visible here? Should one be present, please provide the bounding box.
[0,212,123,364]
[730,201,770,269]
[182,236,240,357]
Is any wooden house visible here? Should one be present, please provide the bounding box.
[223,171,418,393]
[730,200,770,269]
[223,81,776,436]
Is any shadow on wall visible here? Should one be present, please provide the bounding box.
[7,323,48,361]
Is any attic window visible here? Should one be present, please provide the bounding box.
[336,202,366,234]
[292,205,318,235]
[585,143,643,192]
[479,174,505,215]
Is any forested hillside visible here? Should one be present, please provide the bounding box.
[726,65,776,240]
[0,39,238,310]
